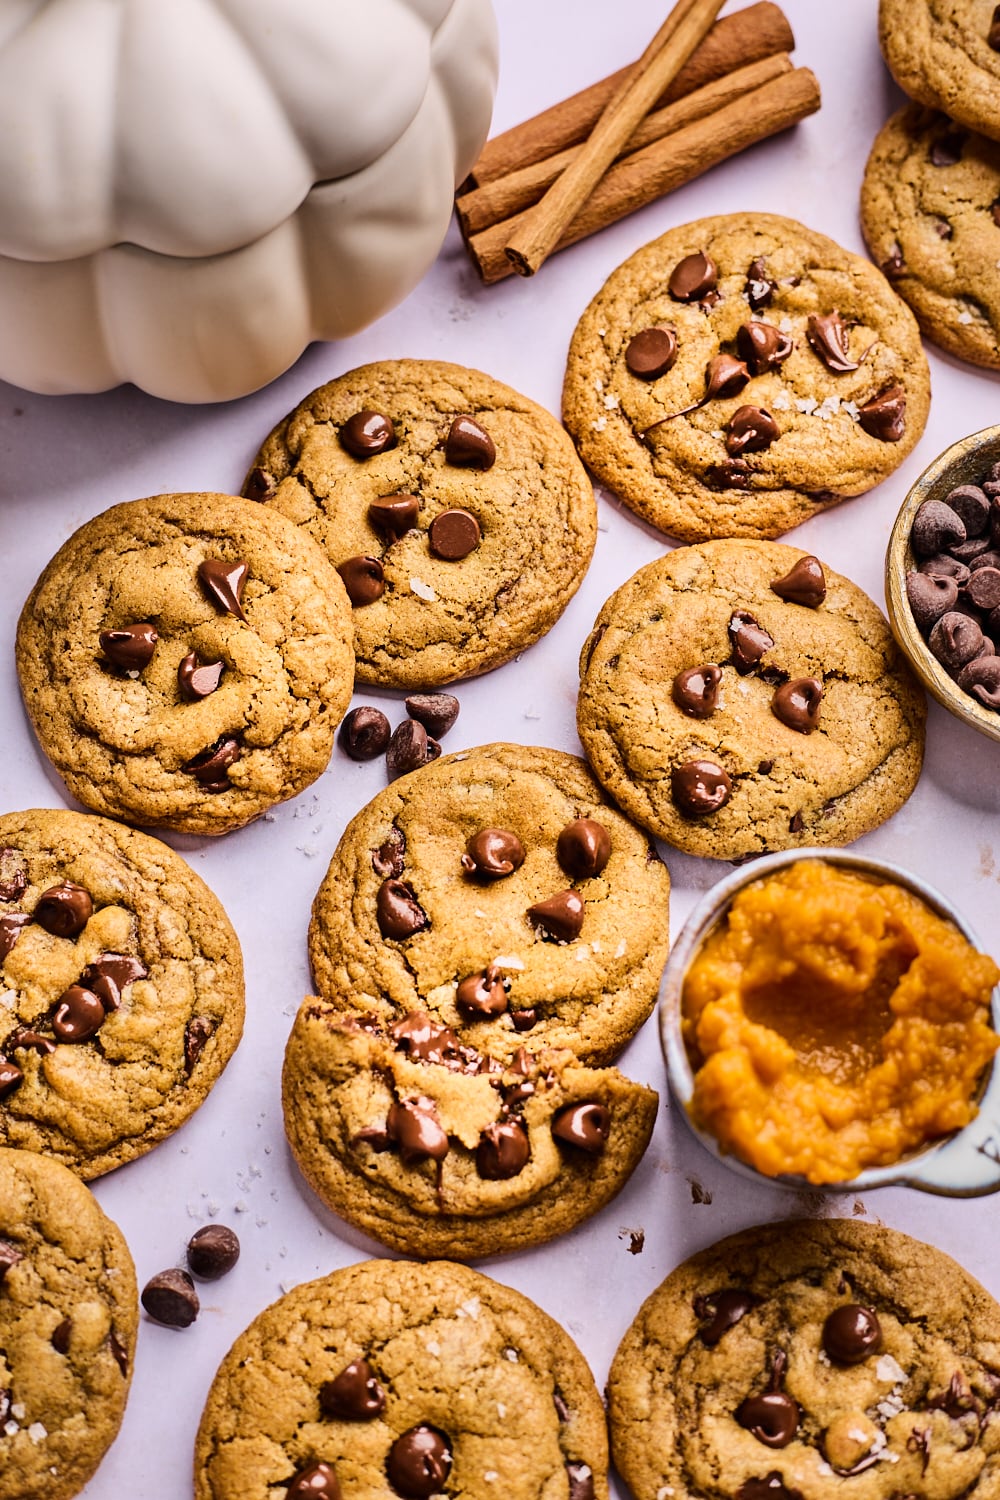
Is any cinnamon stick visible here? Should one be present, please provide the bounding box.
[504,0,726,276]
[468,1,795,188]
[464,66,821,285]
[457,53,792,240]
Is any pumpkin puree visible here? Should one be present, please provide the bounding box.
[682,861,1000,1184]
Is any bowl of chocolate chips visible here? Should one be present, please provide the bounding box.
[886,424,1000,743]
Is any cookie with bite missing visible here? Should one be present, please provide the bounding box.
[562,212,929,543]
[195,1258,607,1500]
[576,540,926,860]
[241,358,597,688]
[608,1218,1000,1500]
[879,0,1000,145]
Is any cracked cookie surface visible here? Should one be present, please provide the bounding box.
[195,1258,607,1500]
[16,493,354,835]
[562,213,929,543]
[0,809,244,1179]
[576,541,926,860]
[862,104,1000,369]
[242,359,597,688]
[880,0,1000,144]
[609,1218,1000,1500]
[0,1146,137,1500]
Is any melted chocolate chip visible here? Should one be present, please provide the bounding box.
[183,736,242,791]
[320,1357,386,1420]
[0,849,27,903]
[52,984,106,1043]
[0,1058,23,1098]
[244,466,276,503]
[429,509,481,561]
[728,611,774,672]
[858,385,906,441]
[404,693,459,738]
[704,353,750,401]
[511,1008,537,1031]
[770,555,826,607]
[705,457,752,490]
[625,326,678,378]
[187,1224,240,1280]
[388,1097,449,1164]
[461,828,525,880]
[100,622,159,670]
[476,1117,530,1179]
[445,416,495,469]
[671,760,732,816]
[822,1304,882,1364]
[672,664,722,717]
[376,880,429,940]
[527,890,584,941]
[390,1012,463,1066]
[285,1462,342,1500]
[6,1028,55,1056]
[0,1240,23,1283]
[386,719,437,779]
[735,1476,803,1500]
[929,129,966,166]
[368,494,420,540]
[695,1288,757,1345]
[882,243,905,277]
[772,677,823,733]
[339,706,392,761]
[108,1331,129,1377]
[177,653,223,701]
[456,966,508,1018]
[337,555,386,606]
[990,3,1000,49]
[372,827,406,879]
[726,405,779,456]
[340,410,395,459]
[184,1016,215,1073]
[51,1318,71,1354]
[566,1460,596,1500]
[34,882,93,939]
[806,311,859,373]
[669,250,718,301]
[386,1425,452,1498]
[552,1100,610,1153]
[197,559,248,622]
[736,1352,800,1448]
[556,818,611,879]
[745,257,777,310]
[141,1268,199,1328]
[0,915,29,963]
[736,322,793,375]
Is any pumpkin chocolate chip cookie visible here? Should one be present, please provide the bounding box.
[242,359,597,688]
[562,213,929,542]
[880,0,1000,145]
[608,1218,1000,1500]
[576,541,926,860]
[0,1147,137,1500]
[16,493,354,835]
[195,1258,607,1500]
[862,104,1000,369]
[0,809,243,1179]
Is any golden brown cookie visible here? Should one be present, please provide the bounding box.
[880,0,1000,144]
[576,541,926,860]
[242,358,597,687]
[562,213,930,542]
[862,104,1000,368]
[608,1218,1000,1500]
[16,493,354,835]
[0,809,243,1178]
[195,1258,608,1500]
[0,1147,137,1500]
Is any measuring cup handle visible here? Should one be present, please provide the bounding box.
[902,1117,1000,1197]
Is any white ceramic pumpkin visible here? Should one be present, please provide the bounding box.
[0,0,497,402]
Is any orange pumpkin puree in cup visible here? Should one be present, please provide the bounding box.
[682,861,1000,1184]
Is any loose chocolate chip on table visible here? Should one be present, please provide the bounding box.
[990,2,1000,49]
[745,257,776,310]
[770,555,826,608]
[857,385,906,441]
[929,610,984,669]
[386,1425,452,1498]
[337,555,385,606]
[285,1462,342,1500]
[965,567,1000,610]
[52,984,107,1043]
[0,1240,23,1283]
[197,559,248,622]
[376,879,429,940]
[944,484,990,536]
[736,322,793,375]
[0,848,27,903]
[671,759,732,816]
[368,493,420,540]
[386,719,438,780]
[906,571,958,628]
[929,129,966,166]
[141,1268,199,1328]
[552,1100,610,1153]
[728,611,775,673]
[695,1288,757,1346]
[456,965,508,1017]
[183,736,242,791]
[0,914,29,962]
[428,509,481,561]
[476,1118,530,1180]
[320,1358,386,1420]
[672,663,722,718]
[244,466,276,503]
[51,1318,71,1354]
[0,1059,23,1097]
[187,1224,240,1280]
[387,1098,449,1166]
[34,881,93,938]
[404,693,459,738]
[726,405,779,456]
[772,678,823,734]
[527,890,584,942]
[822,1304,882,1364]
[341,410,395,459]
[736,1351,799,1448]
[339,706,392,761]
[461,829,525,880]
[957,655,1000,708]
[805,311,859,373]
[556,818,611,879]
[184,1016,215,1073]
[177,652,224,701]
[625,326,678,379]
[669,250,718,301]
[100,621,159,670]
[444,415,495,469]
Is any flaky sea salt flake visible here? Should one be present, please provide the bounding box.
[410,577,437,602]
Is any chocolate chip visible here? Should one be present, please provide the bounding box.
[184,1016,215,1073]
[757,759,774,775]
[944,484,990,536]
[970,550,1000,571]
[476,1118,530,1179]
[552,1100,610,1153]
[177,652,223,701]
[368,494,419,540]
[671,759,732,816]
[929,129,966,166]
[183,736,241,791]
[672,664,722,717]
[527,890,584,942]
[0,849,27,903]
[735,1476,803,1500]
[100,622,159,670]
[372,826,406,878]
[953,534,994,563]
[444,416,495,469]
[386,719,438,779]
[456,965,508,1018]
[906,571,958,628]
[511,1008,537,1031]
[736,1388,799,1447]
[339,706,391,761]
[990,3,1000,50]
[0,915,29,963]
[386,1425,452,1498]
[934,217,953,239]
[197,559,248,622]
[957,654,1000,707]
[5,1028,55,1056]
[0,1059,23,1098]
[704,353,750,401]
[244,466,276,503]
[728,611,774,672]
[376,880,429,940]
[736,322,793,375]
[108,1331,129,1376]
[337,555,385,606]
[805,311,859,373]
[929,610,984,669]
[388,1097,449,1164]
[51,1318,71,1354]
[391,1012,463,1065]
[141,1268,199,1328]
[91,975,125,1015]
[965,566,1000,610]
[461,828,525,880]
[553,1390,571,1421]
[771,678,822,733]
[625,326,678,378]
[187,1224,240,1280]
[82,953,148,995]
[556,819,611,879]
[857,385,906,441]
[566,1460,595,1500]
[340,410,395,459]
[320,1358,386,1420]
[404,693,459,738]
[920,553,970,584]
[669,250,718,301]
[883,244,905,277]
[745,257,776,310]
[34,882,92,939]
[52,984,106,1043]
[285,1462,342,1500]
[428,509,481,561]
[726,405,779,456]
[822,1304,882,1364]
[0,1241,23,1283]
[695,1288,757,1346]
[705,458,752,490]
[789,812,804,833]
[770,555,826,608]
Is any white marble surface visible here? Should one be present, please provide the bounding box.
[2,2,1000,1495]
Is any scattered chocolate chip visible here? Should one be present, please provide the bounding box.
[341,410,395,459]
[476,1118,530,1179]
[929,610,984,669]
[669,250,718,301]
[770,555,826,608]
[882,243,905,277]
[372,826,406,879]
[511,1008,537,1031]
[461,828,525,880]
[444,415,495,469]
[187,1224,240,1280]
[556,818,611,879]
[625,326,678,378]
[456,965,508,1018]
[285,1461,342,1500]
[911,498,967,557]
[386,1425,452,1498]
[34,882,93,939]
[368,494,420,540]
[736,322,793,375]
[805,311,859,373]
[339,706,392,761]
[337,555,385,606]
[726,405,779,456]
[376,880,429,940]
[957,655,1000,707]
[0,1058,23,1097]
[772,677,823,733]
[736,1351,799,1448]
[944,484,990,536]
[695,1288,757,1346]
[244,466,276,503]
[386,719,437,779]
[404,693,459,738]
[100,622,159,670]
[822,1304,882,1364]
[527,890,584,942]
[672,664,722,718]
[387,1097,449,1164]
[51,1318,71,1354]
[0,914,29,962]
[671,759,732,816]
[52,984,106,1043]
[929,129,966,166]
[320,1358,386,1420]
[552,1100,610,1153]
[0,849,27,903]
[141,1268,199,1328]
[991,4,1000,50]
[183,736,241,791]
[177,652,223,701]
[728,611,774,672]
[906,571,959,628]
[0,1241,23,1283]
[428,508,481,561]
[857,385,906,441]
[184,1016,215,1073]
[745,257,776,310]
[197,559,248,622]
